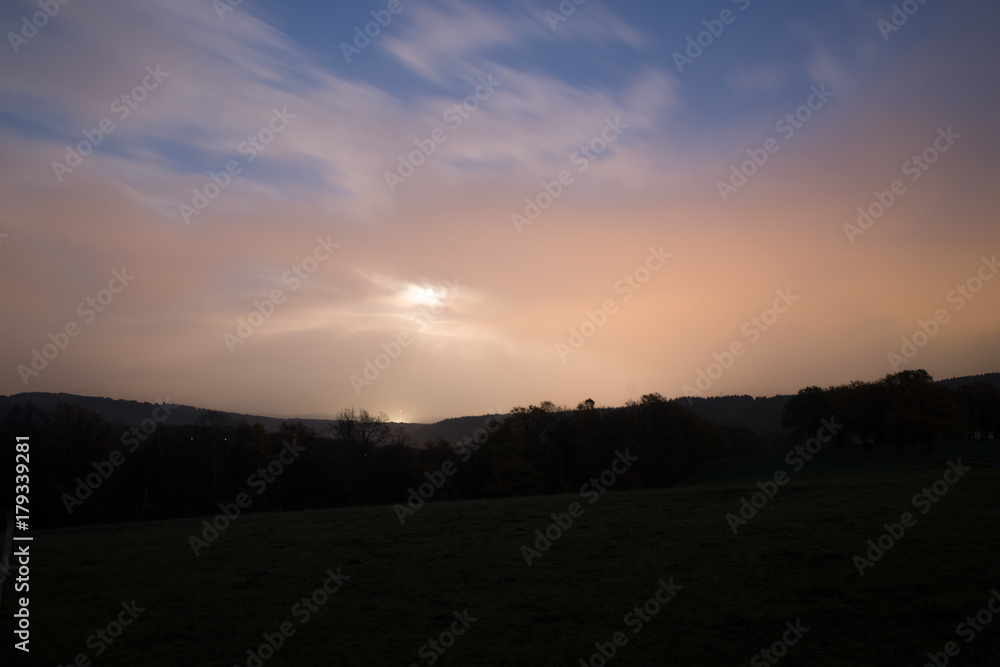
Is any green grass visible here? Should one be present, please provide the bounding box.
[4,455,1000,666]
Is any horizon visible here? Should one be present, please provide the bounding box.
[2,0,998,424]
[3,367,997,425]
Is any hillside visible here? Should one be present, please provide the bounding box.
[0,392,426,435]
[934,372,1000,391]
[672,372,998,442]
[3,370,994,444]
[669,394,789,431]
[410,414,507,444]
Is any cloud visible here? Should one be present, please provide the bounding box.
[0,0,997,420]
[379,0,645,84]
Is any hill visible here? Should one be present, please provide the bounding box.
[669,394,789,432]
[410,414,507,444]
[934,372,1000,391]
[671,372,998,444]
[3,368,995,445]
[0,392,426,435]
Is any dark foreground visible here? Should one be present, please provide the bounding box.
[3,454,1000,666]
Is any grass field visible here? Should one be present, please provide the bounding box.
[4,450,1000,666]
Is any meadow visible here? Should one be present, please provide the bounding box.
[5,448,1000,666]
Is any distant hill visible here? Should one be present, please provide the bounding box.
[3,370,994,443]
[0,392,206,426]
[410,414,506,445]
[935,372,1000,391]
[670,395,791,452]
[667,373,998,441]
[669,394,790,433]
[0,392,426,435]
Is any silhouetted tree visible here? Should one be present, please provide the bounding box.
[884,370,965,452]
[330,408,394,502]
[955,381,1000,439]
[834,380,889,448]
[197,410,237,510]
[781,386,832,442]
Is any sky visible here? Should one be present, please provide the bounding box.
[0,0,998,423]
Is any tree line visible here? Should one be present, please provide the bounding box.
[2,368,994,529]
[780,369,998,450]
[1,396,761,529]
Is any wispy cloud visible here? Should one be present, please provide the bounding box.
[0,0,997,419]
